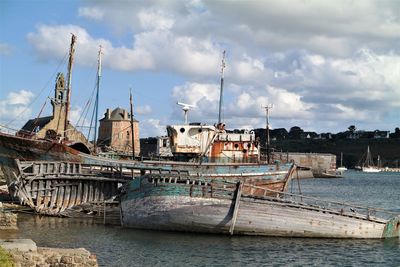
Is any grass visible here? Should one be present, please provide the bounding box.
[0,246,14,267]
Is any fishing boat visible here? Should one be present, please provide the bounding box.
[119,173,400,239]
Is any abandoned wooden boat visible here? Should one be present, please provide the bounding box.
[120,174,400,239]
[10,158,294,216]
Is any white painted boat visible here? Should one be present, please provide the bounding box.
[359,146,381,173]
[362,166,381,173]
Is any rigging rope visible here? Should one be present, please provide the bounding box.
[29,99,48,135]
[5,52,69,127]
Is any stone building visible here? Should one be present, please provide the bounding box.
[18,73,91,152]
[97,107,140,156]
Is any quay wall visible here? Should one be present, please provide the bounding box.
[271,139,400,168]
[272,152,336,177]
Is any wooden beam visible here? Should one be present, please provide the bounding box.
[229,180,243,235]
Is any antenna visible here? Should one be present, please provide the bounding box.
[177,102,196,124]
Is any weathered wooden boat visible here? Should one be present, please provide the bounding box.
[10,158,294,216]
[120,174,400,239]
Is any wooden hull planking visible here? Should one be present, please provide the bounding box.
[120,177,400,239]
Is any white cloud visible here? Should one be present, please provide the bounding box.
[227,85,313,121]
[135,105,152,115]
[0,90,35,130]
[137,8,174,31]
[140,119,166,137]
[78,7,104,21]
[7,90,34,105]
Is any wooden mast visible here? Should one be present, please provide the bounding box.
[93,45,102,151]
[217,50,226,125]
[64,34,77,139]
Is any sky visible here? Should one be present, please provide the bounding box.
[0,0,399,138]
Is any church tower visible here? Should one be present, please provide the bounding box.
[51,72,67,134]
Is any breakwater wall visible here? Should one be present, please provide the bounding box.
[271,139,400,168]
[272,152,337,177]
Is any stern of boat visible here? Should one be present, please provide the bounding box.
[382,216,400,238]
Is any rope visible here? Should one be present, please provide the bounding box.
[29,99,48,135]
[5,52,69,126]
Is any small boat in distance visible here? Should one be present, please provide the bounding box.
[360,146,381,173]
[337,152,347,172]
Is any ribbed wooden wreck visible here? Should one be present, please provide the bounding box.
[10,158,294,216]
[11,160,131,215]
[120,174,400,239]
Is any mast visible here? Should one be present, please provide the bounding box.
[263,104,273,163]
[217,50,226,125]
[93,45,102,151]
[365,145,373,166]
[64,34,77,138]
[340,152,343,167]
[130,89,135,159]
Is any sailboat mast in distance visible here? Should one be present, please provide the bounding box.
[64,34,77,138]
[217,50,226,125]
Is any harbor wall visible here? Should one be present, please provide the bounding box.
[272,152,336,177]
[271,139,400,168]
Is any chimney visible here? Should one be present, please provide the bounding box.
[105,108,110,119]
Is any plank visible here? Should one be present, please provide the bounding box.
[229,181,243,235]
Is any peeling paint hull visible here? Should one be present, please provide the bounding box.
[120,177,400,239]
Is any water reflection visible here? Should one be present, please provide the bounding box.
[1,171,399,266]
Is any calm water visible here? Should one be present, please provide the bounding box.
[2,171,400,266]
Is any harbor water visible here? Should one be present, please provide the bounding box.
[2,170,400,266]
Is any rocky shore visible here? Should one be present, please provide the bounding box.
[1,239,98,267]
[0,205,17,230]
[1,200,99,267]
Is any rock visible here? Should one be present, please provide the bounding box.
[0,239,37,252]
[60,255,73,264]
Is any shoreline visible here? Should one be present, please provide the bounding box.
[0,201,99,267]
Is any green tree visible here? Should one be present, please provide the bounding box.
[348,125,356,133]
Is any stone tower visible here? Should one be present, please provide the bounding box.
[97,107,140,156]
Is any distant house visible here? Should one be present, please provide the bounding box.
[304,131,318,139]
[317,133,333,139]
[373,130,389,139]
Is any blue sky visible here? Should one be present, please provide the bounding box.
[1,0,399,138]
